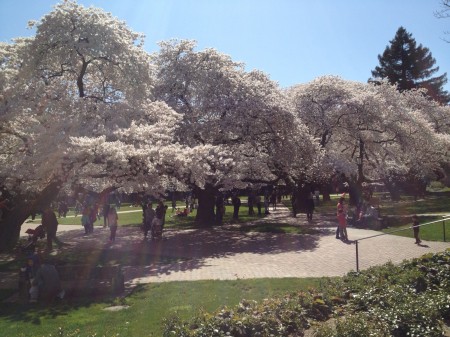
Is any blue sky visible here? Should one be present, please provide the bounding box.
[1,0,449,90]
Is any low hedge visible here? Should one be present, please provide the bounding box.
[163,250,450,337]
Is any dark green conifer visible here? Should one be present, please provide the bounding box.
[371,26,449,104]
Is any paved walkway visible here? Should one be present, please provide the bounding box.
[1,206,449,291]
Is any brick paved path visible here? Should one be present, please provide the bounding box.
[1,205,448,291]
[122,208,450,286]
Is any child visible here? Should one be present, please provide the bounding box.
[412,214,421,244]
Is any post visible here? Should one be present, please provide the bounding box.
[355,240,359,272]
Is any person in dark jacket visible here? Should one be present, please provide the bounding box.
[232,196,241,220]
[42,207,59,250]
[305,192,315,221]
[155,201,168,229]
[412,214,421,244]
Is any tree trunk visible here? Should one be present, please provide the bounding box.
[348,180,362,207]
[0,181,61,253]
[194,185,217,227]
[0,200,28,253]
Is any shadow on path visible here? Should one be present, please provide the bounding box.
[31,206,339,285]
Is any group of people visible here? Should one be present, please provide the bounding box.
[81,203,119,242]
[20,253,64,304]
[142,201,168,239]
[29,200,168,251]
[32,192,425,253]
[78,201,116,236]
[335,194,422,245]
[228,192,280,221]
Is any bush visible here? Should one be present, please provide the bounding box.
[163,251,450,337]
[163,295,313,337]
[314,313,391,337]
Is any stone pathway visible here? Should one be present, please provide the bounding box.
[1,205,449,292]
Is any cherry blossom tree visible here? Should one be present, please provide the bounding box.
[0,1,182,251]
[152,40,321,226]
[288,76,449,203]
[399,88,450,187]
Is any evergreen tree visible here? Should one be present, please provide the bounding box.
[371,26,450,104]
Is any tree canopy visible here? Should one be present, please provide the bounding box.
[288,76,450,199]
[0,1,183,249]
[0,1,449,251]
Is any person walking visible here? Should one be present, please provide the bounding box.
[412,214,421,244]
[171,198,177,213]
[81,206,91,235]
[41,207,59,250]
[336,196,348,241]
[255,195,262,216]
[314,189,320,205]
[215,195,225,225]
[270,192,277,211]
[107,206,119,242]
[88,204,97,234]
[143,202,155,238]
[102,202,110,228]
[264,194,270,215]
[155,201,168,230]
[305,192,315,222]
[232,195,241,220]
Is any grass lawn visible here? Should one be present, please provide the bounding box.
[381,215,450,241]
[293,191,450,217]
[378,192,450,216]
[0,277,326,337]
[25,205,144,227]
[24,202,265,229]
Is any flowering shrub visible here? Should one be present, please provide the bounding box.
[163,251,450,336]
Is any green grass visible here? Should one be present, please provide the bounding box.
[382,216,450,241]
[379,192,450,216]
[0,277,326,337]
[25,205,144,227]
[284,191,450,217]
[282,192,450,241]
[24,203,263,230]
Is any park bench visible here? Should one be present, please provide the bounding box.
[19,264,125,302]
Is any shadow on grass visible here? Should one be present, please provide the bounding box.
[223,222,322,235]
[0,292,121,325]
[380,191,450,216]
